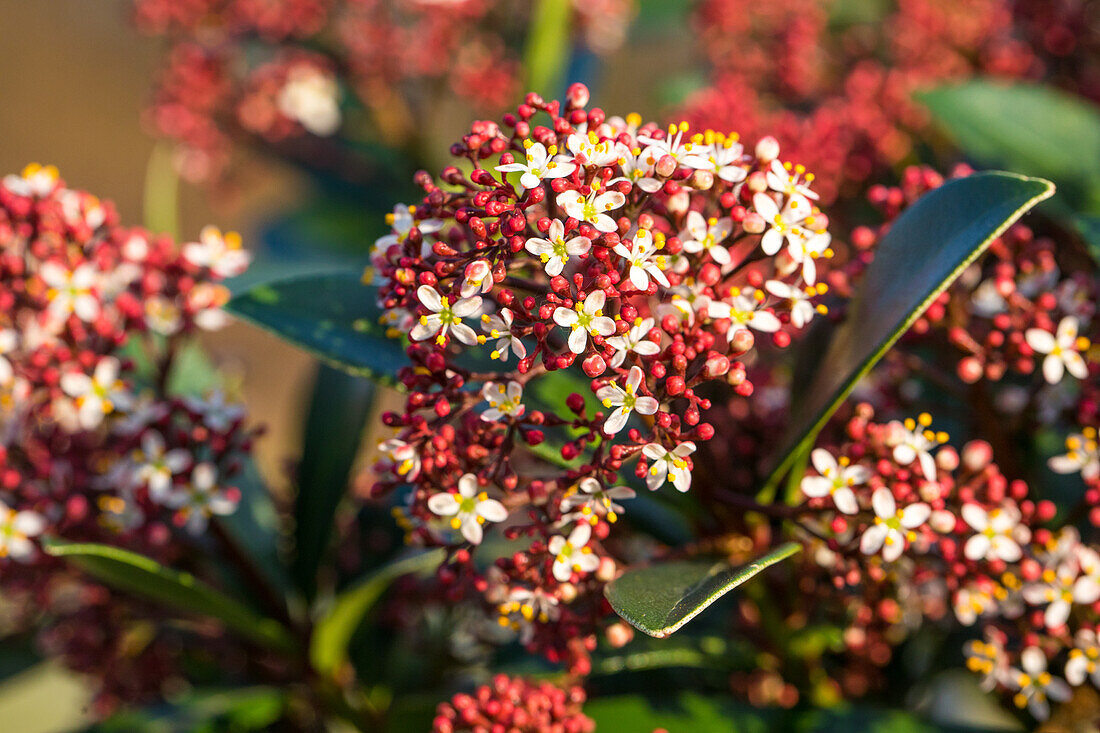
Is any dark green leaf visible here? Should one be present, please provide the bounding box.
[765,172,1053,486]
[226,273,408,386]
[83,687,286,733]
[311,549,444,676]
[583,692,778,732]
[43,540,296,653]
[605,542,802,638]
[293,365,377,599]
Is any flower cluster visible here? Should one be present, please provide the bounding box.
[680,0,1099,203]
[133,0,634,182]
[432,675,593,733]
[369,86,842,671]
[0,165,257,713]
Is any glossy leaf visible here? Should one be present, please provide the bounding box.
[293,365,377,599]
[765,171,1053,485]
[605,542,802,638]
[226,272,408,386]
[311,549,444,676]
[43,540,296,653]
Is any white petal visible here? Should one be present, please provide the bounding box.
[832,487,858,515]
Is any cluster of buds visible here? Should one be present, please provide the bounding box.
[432,674,593,733]
[856,165,1098,402]
[679,0,1082,202]
[0,164,257,712]
[368,85,843,670]
[791,404,1100,721]
[133,0,635,182]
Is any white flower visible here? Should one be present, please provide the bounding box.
[642,441,696,492]
[182,226,250,279]
[1007,647,1071,721]
[164,463,239,534]
[479,308,526,362]
[680,212,732,266]
[0,329,18,386]
[40,261,100,323]
[3,163,59,197]
[409,285,481,346]
[859,488,930,561]
[708,293,781,342]
[1026,316,1090,384]
[954,584,999,627]
[427,474,507,545]
[800,449,867,515]
[549,522,600,582]
[765,280,817,329]
[555,185,625,233]
[560,477,635,522]
[496,141,576,190]
[480,381,525,421]
[497,585,560,640]
[135,431,190,502]
[766,160,819,201]
[681,138,747,183]
[374,205,443,252]
[189,282,233,331]
[596,365,658,435]
[752,192,811,257]
[612,229,670,291]
[636,124,695,166]
[1065,629,1100,687]
[182,390,245,432]
[460,259,495,298]
[524,219,591,276]
[552,290,616,354]
[60,356,130,430]
[610,143,663,193]
[605,317,660,367]
[1049,428,1100,480]
[1022,547,1100,628]
[566,131,619,167]
[964,633,1006,691]
[890,415,943,480]
[961,503,1030,562]
[277,65,341,136]
[0,500,45,562]
[377,438,420,481]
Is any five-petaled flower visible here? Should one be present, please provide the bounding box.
[40,261,100,323]
[479,308,526,362]
[525,219,592,277]
[480,381,525,421]
[60,356,130,430]
[555,184,625,233]
[800,449,867,515]
[496,141,576,190]
[962,503,1030,562]
[1065,629,1100,687]
[182,226,250,279]
[549,522,600,582]
[890,414,945,480]
[859,488,931,561]
[559,477,636,523]
[427,474,508,545]
[680,212,733,266]
[1007,647,1071,721]
[1022,547,1100,628]
[605,317,661,367]
[552,290,616,354]
[596,366,659,435]
[613,229,670,291]
[0,500,45,562]
[410,285,482,346]
[163,463,240,535]
[135,431,190,501]
[1048,427,1099,480]
[1026,316,1090,384]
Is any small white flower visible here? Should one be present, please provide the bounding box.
[182,226,250,279]
[1049,428,1100,480]
[498,585,560,641]
[708,293,781,342]
[961,503,1030,562]
[277,65,341,136]
[560,477,635,522]
[613,229,670,291]
[60,356,130,430]
[164,463,239,534]
[596,365,658,435]
[479,308,526,362]
[183,390,245,432]
[1007,647,1071,721]
[1022,547,1100,628]
[480,381,525,421]
[459,259,495,298]
[889,415,943,480]
[40,261,100,323]
[377,438,420,481]
[610,143,663,193]
[0,329,19,386]
[1065,629,1100,687]
[524,219,591,277]
[765,280,817,329]
[549,522,600,582]
[680,212,732,266]
[681,138,747,183]
[752,192,811,257]
[566,131,620,167]
[552,290,616,354]
[374,204,443,253]
[605,317,660,368]
[409,285,481,346]
[0,500,45,562]
[636,124,695,166]
[189,282,233,331]
[496,141,576,190]
[1026,316,1090,384]
[427,473,507,545]
[800,449,867,515]
[766,160,819,201]
[963,633,1006,691]
[135,431,190,502]
[954,584,999,627]
[3,163,59,197]
[859,488,930,562]
[555,185,625,233]
[642,441,696,492]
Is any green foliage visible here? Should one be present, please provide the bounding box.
[84,688,286,733]
[43,540,296,653]
[604,543,802,638]
[524,0,573,99]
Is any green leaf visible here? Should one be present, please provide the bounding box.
[310,549,444,676]
[226,272,408,386]
[584,692,778,732]
[918,81,1100,215]
[84,687,286,733]
[293,365,377,599]
[604,542,802,638]
[143,143,180,239]
[43,540,296,653]
[524,0,573,99]
[765,171,1053,486]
